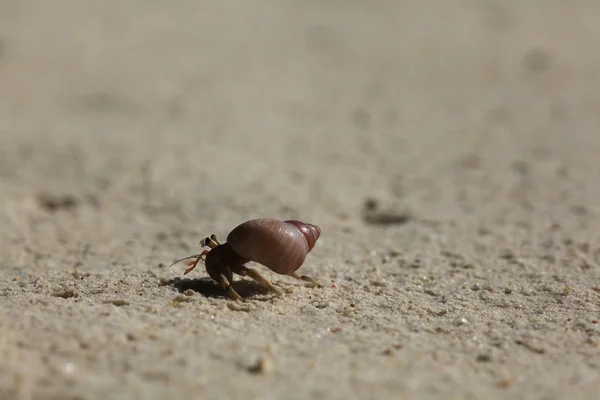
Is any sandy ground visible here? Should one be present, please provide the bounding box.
[1,1,600,399]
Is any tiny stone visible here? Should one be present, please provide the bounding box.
[520,288,534,296]
[247,356,273,374]
[454,317,469,326]
[471,283,481,291]
[184,289,195,296]
[53,289,78,299]
[364,197,378,211]
[498,300,511,308]
[497,379,513,389]
[108,299,130,306]
[172,295,192,303]
[227,303,253,312]
[388,250,401,258]
[314,301,329,309]
[477,354,492,362]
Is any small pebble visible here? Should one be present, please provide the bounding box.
[314,301,329,309]
[53,289,78,299]
[107,299,129,306]
[497,379,513,389]
[363,198,378,211]
[520,288,534,296]
[247,356,273,374]
[172,295,192,303]
[227,303,253,312]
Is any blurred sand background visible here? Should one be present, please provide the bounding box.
[1,1,600,399]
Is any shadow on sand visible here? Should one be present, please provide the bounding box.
[164,276,271,299]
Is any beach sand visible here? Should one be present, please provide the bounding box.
[1,1,599,399]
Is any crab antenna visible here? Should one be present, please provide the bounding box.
[167,254,201,269]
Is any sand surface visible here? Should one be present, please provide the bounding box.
[1,1,600,399]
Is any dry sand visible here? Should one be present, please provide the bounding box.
[1,1,600,399]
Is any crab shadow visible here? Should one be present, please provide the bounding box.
[166,276,272,299]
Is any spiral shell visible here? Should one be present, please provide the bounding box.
[226,218,321,275]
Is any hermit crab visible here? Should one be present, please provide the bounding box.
[169,219,321,300]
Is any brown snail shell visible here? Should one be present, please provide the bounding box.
[226,219,321,275]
